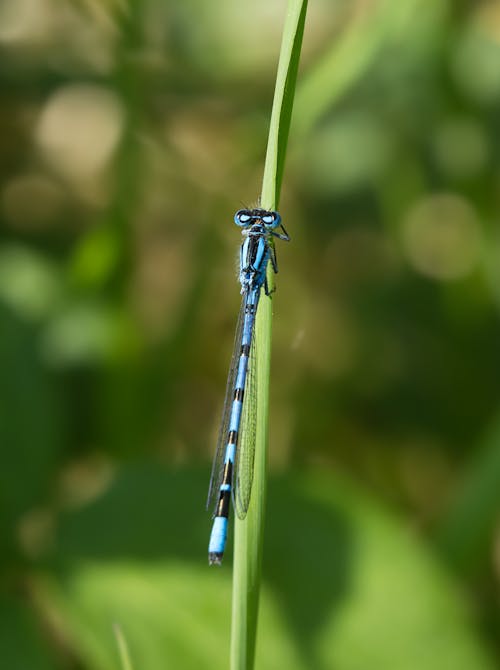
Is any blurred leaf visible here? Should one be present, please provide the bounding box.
[0,303,64,562]
[0,594,58,670]
[38,466,496,670]
[69,227,121,290]
[294,0,447,136]
[438,412,500,572]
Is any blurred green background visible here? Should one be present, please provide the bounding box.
[1,0,500,668]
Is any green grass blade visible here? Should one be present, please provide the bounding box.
[261,0,309,209]
[113,622,134,670]
[231,2,308,669]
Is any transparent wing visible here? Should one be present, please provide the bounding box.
[233,295,259,520]
[206,294,246,515]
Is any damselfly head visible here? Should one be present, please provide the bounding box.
[234,208,281,229]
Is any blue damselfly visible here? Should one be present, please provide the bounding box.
[207,208,290,565]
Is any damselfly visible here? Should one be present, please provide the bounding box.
[207,208,290,565]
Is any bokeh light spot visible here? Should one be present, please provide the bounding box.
[432,117,488,180]
[306,113,392,193]
[35,84,125,184]
[452,27,500,104]
[402,194,482,280]
[0,0,53,45]
[0,246,59,319]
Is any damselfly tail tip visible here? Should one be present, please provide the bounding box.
[209,552,223,566]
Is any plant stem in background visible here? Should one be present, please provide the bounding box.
[113,623,134,670]
[230,2,308,669]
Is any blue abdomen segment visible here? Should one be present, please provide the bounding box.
[224,444,236,464]
[208,517,228,565]
[207,288,260,565]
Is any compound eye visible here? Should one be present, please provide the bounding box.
[262,211,281,228]
[234,209,252,226]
